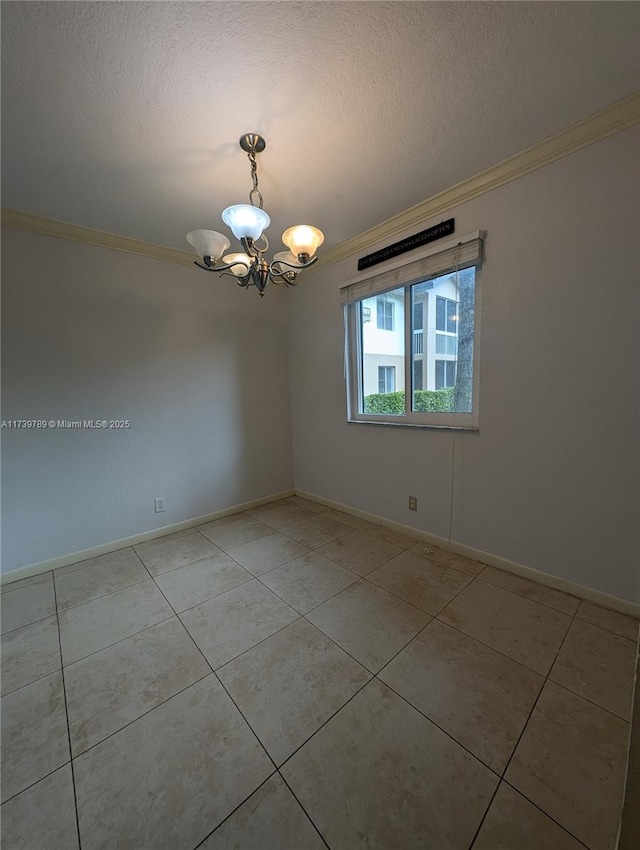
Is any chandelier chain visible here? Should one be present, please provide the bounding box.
[247,150,264,209]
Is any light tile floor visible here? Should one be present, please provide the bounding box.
[1,495,638,850]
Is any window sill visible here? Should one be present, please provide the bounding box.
[347,418,479,432]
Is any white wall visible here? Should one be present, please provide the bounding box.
[1,229,294,571]
[288,126,640,603]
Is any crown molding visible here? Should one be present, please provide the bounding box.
[312,91,640,272]
[2,92,638,271]
[0,209,196,267]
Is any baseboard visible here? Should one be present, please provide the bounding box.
[0,489,294,586]
[295,489,640,619]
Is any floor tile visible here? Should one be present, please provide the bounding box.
[260,552,358,614]
[74,675,273,850]
[379,619,543,772]
[247,502,319,532]
[439,580,571,675]
[317,529,402,576]
[319,508,367,528]
[619,650,640,849]
[54,548,149,611]
[1,573,55,634]
[197,513,272,550]
[282,678,498,850]
[1,615,60,696]
[411,541,485,577]
[472,782,585,850]
[65,617,210,755]
[0,765,79,850]
[180,580,298,669]
[224,531,309,576]
[200,773,325,850]
[307,580,430,672]
[1,671,69,803]
[279,496,328,514]
[59,579,173,665]
[1,572,52,594]
[367,549,471,615]
[549,618,636,720]
[576,601,639,641]
[218,619,370,765]
[360,522,418,549]
[477,565,580,615]
[282,514,353,549]
[153,552,251,612]
[134,528,221,576]
[505,680,629,850]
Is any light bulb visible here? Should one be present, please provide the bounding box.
[282,225,324,261]
[186,230,231,262]
[222,205,270,241]
[273,251,303,268]
[223,253,252,277]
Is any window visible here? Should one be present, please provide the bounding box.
[413,359,423,391]
[376,298,394,330]
[342,232,482,428]
[378,366,396,394]
[435,360,456,389]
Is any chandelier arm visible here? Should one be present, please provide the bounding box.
[217,271,252,288]
[270,276,298,288]
[269,255,318,272]
[240,236,259,257]
[252,234,269,255]
[193,259,253,276]
[193,260,219,272]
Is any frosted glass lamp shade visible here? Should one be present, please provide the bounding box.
[223,253,252,277]
[273,251,303,268]
[221,205,270,241]
[186,230,230,262]
[282,225,324,260]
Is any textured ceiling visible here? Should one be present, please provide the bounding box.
[2,1,639,253]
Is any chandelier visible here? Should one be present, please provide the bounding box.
[186,133,324,296]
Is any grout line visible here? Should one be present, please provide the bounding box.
[277,771,332,849]
[59,613,176,669]
[498,779,593,850]
[67,671,213,761]
[374,676,502,781]
[0,660,62,699]
[546,678,632,725]
[54,574,152,615]
[1,572,54,594]
[211,669,280,772]
[275,676,373,771]
[498,600,578,783]
[51,572,83,850]
[428,615,553,678]
[6,495,632,849]
[466,781,501,850]
[471,574,580,617]
[0,609,59,638]
[0,760,73,808]
[163,575,255,617]
[183,611,303,676]
[190,770,279,850]
[130,550,216,678]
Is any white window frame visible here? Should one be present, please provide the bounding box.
[378,365,396,394]
[376,298,394,331]
[342,231,483,430]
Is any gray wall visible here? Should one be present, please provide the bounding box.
[288,126,640,603]
[1,230,294,570]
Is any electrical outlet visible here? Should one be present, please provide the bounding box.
[409,496,418,511]
[154,497,166,513]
